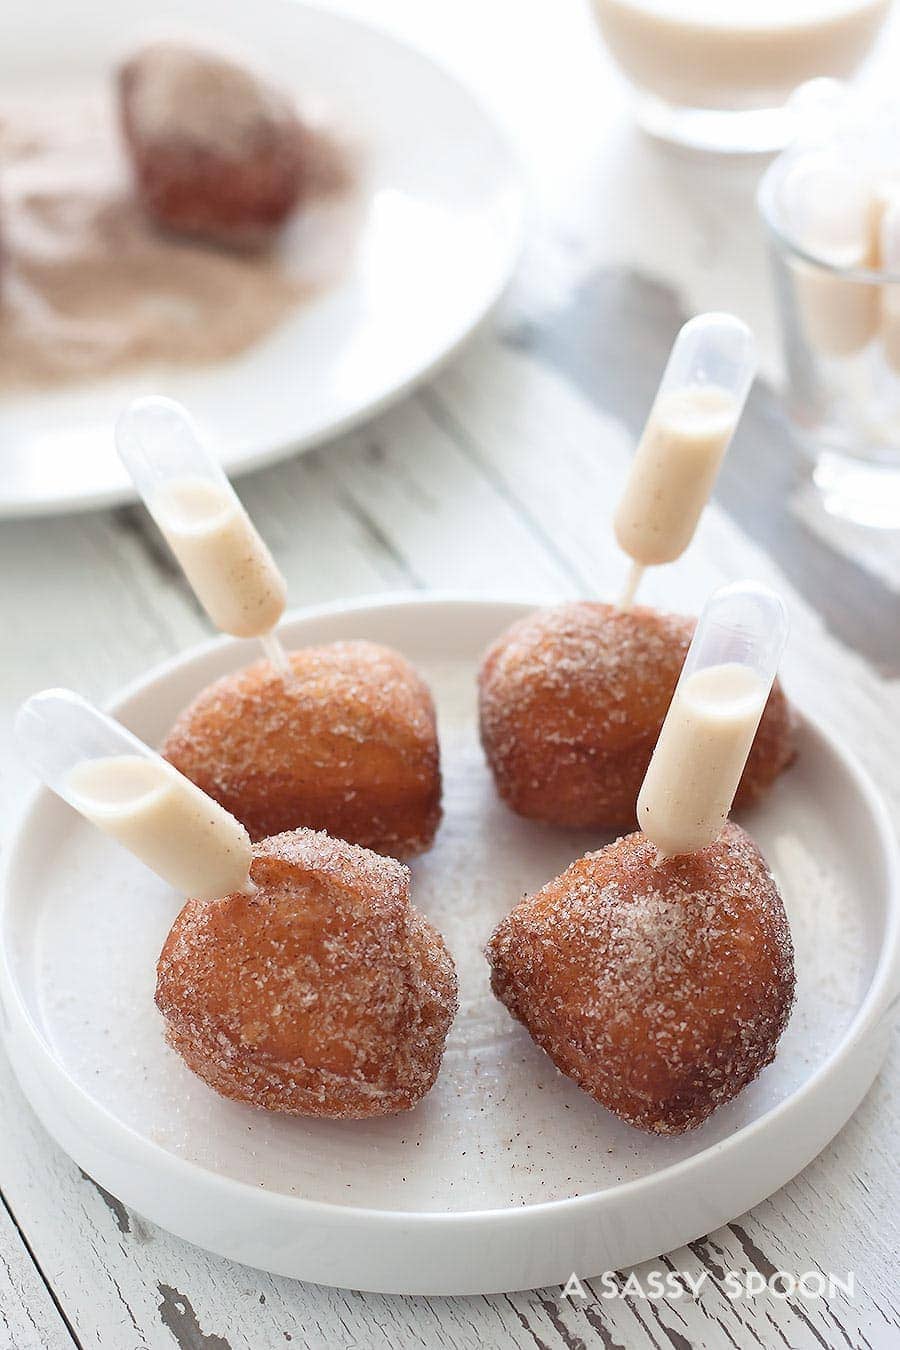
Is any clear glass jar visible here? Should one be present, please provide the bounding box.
[759,152,900,527]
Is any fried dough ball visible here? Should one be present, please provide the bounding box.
[486,822,795,1134]
[119,41,306,247]
[479,602,796,831]
[157,829,458,1117]
[162,641,442,858]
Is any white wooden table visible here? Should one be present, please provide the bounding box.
[1,2,898,1346]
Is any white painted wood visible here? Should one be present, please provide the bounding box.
[1,0,898,1346]
[0,1197,72,1350]
[2,329,897,1349]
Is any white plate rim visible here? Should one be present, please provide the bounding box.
[0,4,527,519]
[2,592,899,1292]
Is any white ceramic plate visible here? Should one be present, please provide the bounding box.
[2,596,898,1295]
[0,2,523,518]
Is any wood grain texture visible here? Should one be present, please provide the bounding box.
[0,1196,74,1350]
[0,1,898,1346]
[1,308,898,1349]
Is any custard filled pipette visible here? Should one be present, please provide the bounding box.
[117,396,291,676]
[16,688,254,900]
[637,581,789,857]
[614,314,757,607]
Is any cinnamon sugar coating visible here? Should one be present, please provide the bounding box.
[119,41,306,247]
[478,602,796,830]
[157,829,458,1118]
[486,823,795,1134]
[162,641,442,858]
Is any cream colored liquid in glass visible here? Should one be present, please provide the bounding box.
[593,0,890,109]
[784,162,880,357]
[152,476,287,639]
[614,385,737,567]
[637,663,768,857]
[793,262,880,357]
[67,755,252,900]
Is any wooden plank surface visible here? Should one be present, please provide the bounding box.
[2,295,898,1350]
[0,1197,73,1350]
[1,2,898,1348]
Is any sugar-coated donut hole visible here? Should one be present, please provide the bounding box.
[162,640,442,858]
[156,829,458,1118]
[118,40,307,247]
[478,602,796,831]
[486,822,795,1134]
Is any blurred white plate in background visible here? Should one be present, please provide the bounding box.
[0,0,524,518]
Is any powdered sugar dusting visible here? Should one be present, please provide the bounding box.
[156,828,457,1119]
[162,641,442,855]
[122,41,298,157]
[18,632,883,1212]
[486,822,795,1134]
[0,79,359,387]
[478,601,796,830]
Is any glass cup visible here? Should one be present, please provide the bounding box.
[759,153,900,528]
[590,0,893,154]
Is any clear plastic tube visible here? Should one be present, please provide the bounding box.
[117,396,288,643]
[655,312,757,408]
[15,688,253,900]
[614,314,757,587]
[637,581,789,857]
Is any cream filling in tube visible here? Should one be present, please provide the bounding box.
[117,396,287,641]
[152,475,286,639]
[637,663,768,857]
[614,313,756,571]
[637,581,789,857]
[15,688,253,901]
[614,385,738,566]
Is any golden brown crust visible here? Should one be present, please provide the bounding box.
[478,602,796,830]
[119,41,305,246]
[486,822,795,1133]
[156,829,458,1118]
[162,640,442,858]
